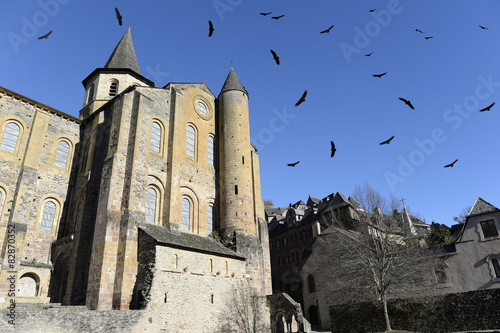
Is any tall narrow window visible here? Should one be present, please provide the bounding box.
[235,185,238,195]
[186,125,195,157]
[40,201,56,234]
[55,140,70,168]
[181,198,190,230]
[109,81,118,96]
[492,259,500,278]
[1,122,20,153]
[207,136,214,166]
[207,205,214,235]
[87,84,95,104]
[145,187,158,223]
[225,261,228,274]
[209,259,213,273]
[151,121,162,153]
[173,254,178,269]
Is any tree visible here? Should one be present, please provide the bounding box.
[453,206,472,224]
[263,199,274,208]
[427,226,455,248]
[316,188,439,332]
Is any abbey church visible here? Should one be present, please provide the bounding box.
[0,28,271,331]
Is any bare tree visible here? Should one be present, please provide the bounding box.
[453,206,472,224]
[316,196,439,332]
[216,283,269,333]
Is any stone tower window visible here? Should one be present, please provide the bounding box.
[55,140,70,168]
[492,259,500,278]
[151,121,162,153]
[207,204,214,235]
[207,135,214,166]
[186,125,196,158]
[0,121,21,153]
[173,254,178,269]
[87,83,95,104]
[209,259,213,273]
[40,200,57,234]
[181,198,191,230]
[109,81,118,96]
[145,187,158,223]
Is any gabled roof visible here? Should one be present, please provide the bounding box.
[219,68,248,96]
[139,223,246,260]
[468,197,500,216]
[104,27,141,74]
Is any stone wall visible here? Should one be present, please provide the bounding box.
[329,289,500,333]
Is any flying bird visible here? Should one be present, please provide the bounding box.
[411,24,424,33]
[270,49,280,65]
[38,30,52,40]
[208,20,214,37]
[370,9,376,12]
[444,159,458,168]
[295,90,308,107]
[480,102,495,112]
[320,25,334,34]
[399,97,415,110]
[379,135,395,145]
[373,72,387,78]
[260,12,272,16]
[287,161,300,167]
[365,52,374,57]
[330,141,336,158]
[115,7,122,26]
[271,14,285,20]
[479,25,489,30]
[424,36,434,40]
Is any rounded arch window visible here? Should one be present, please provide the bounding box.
[1,121,21,153]
[181,197,191,231]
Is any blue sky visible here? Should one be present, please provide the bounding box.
[1,0,499,226]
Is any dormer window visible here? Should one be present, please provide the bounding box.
[480,220,499,239]
[109,81,118,96]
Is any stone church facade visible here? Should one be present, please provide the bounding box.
[0,28,271,331]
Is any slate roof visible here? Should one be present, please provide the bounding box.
[468,197,500,216]
[220,68,248,96]
[139,223,246,260]
[104,27,141,74]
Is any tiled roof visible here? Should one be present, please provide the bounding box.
[468,197,500,216]
[104,27,141,74]
[220,68,248,95]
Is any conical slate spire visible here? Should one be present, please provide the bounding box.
[469,197,500,216]
[220,68,248,96]
[104,27,141,74]
[402,203,418,239]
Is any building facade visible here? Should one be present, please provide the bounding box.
[0,28,271,330]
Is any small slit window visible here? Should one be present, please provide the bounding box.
[208,136,214,166]
[173,254,178,269]
[55,140,70,168]
[1,122,20,153]
[186,125,196,157]
[40,201,56,234]
[207,204,214,235]
[145,187,158,223]
[151,121,162,153]
[87,84,95,104]
[235,185,238,195]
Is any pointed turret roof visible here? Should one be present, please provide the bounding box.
[468,197,500,216]
[402,204,418,239]
[220,68,248,96]
[104,27,141,74]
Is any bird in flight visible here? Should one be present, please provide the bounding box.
[480,102,495,112]
[330,141,336,158]
[424,36,434,40]
[115,7,122,26]
[444,159,458,168]
[411,24,424,33]
[260,12,272,16]
[271,14,285,20]
[295,90,308,107]
[38,30,53,40]
[365,52,374,57]
[287,161,300,167]
[373,72,387,78]
[379,135,395,145]
[270,49,280,65]
[399,97,415,110]
[479,25,489,30]
[208,20,214,37]
[370,9,376,12]
[320,25,334,34]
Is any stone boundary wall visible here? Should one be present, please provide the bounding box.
[329,289,500,333]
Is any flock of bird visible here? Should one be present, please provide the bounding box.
[33,6,495,171]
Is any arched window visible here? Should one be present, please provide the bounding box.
[151,121,162,153]
[17,273,40,297]
[207,136,214,166]
[207,204,214,235]
[209,259,213,273]
[181,198,190,230]
[308,274,316,292]
[186,125,196,158]
[55,140,70,168]
[173,254,178,269]
[1,122,20,153]
[87,83,95,104]
[145,187,158,223]
[109,81,118,96]
[492,259,500,278]
[40,201,57,234]
[224,261,228,274]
